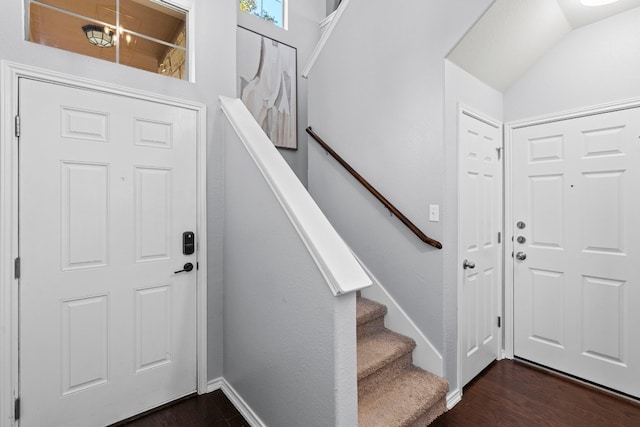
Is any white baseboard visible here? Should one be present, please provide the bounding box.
[206,377,224,393]
[446,389,462,410]
[206,378,266,427]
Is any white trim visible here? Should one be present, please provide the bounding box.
[503,95,640,361]
[507,96,640,130]
[219,96,371,296]
[0,60,20,427]
[206,377,224,393]
[456,104,504,396]
[282,0,289,30]
[195,75,209,394]
[301,0,352,78]
[503,121,515,359]
[162,0,196,83]
[446,389,462,410]
[0,61,208,427]
[357,255,444,377]
[206,379,267,427]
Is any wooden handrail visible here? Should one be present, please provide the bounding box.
[306,127,443,250]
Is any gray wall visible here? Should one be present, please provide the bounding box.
[443,59,503,390]
[326,0,341,15]
[306,0,493,388]
[505,6,640,121]
[222,119,358,426]
[238,0,326,187]
[0,0,235,381]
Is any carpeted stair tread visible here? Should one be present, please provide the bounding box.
[358,367,448,427]
[357,329,415,381]
[356,297,387,326]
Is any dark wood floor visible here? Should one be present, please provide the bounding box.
[432,359,640,426]
[113,360,640,426]
[114,389,249,427]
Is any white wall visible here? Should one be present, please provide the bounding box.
[443,60,503,390]
[306,0,493,387]
[0,0,235,380]
[238,0,327,186]
[222,117,358,426]
[505,6,640,121]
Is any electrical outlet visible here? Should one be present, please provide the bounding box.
[429,204,439,222]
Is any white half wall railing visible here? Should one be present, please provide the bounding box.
[220,96,370,426]
[220,96,370,296]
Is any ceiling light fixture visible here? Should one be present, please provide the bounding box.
[580,0,620,6]
[82,25,115,48]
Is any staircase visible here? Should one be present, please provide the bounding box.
[357,296,448,426]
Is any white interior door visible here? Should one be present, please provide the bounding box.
[512,107,640,397]
[459,110,502,387]
[19,78,198,426]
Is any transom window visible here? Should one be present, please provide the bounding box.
[26,0,189,80]
[239,0,285,29]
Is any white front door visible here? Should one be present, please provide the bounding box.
[19,78,198,426]
[459,109,502,387]
[512,107,640,397]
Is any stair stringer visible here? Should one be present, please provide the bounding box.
[353,253,444,377]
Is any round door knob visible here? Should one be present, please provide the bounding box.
[463,259,476,269]
[515,252,527,261]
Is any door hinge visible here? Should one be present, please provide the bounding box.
[497,316,502,328]
[196,262,199,270]
[496,147,503,160]
[14,257,20,279]
[14,397,20,421]
[498,232,502,244]
[15,115,20,138]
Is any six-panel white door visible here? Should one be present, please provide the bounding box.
[19,78,198,426]
[512,107,640,397]
[459,110,502,387]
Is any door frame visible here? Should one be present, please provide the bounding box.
[0,61,209,426]
[456,104,504,400]
[503,96,640,360]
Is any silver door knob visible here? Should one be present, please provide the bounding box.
[515,252,527,261]
[463,259,476,269]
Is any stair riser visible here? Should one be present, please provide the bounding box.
[357,315,385,339]
[358,352,413,398]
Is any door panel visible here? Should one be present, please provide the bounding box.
[19,78,198,426]
[513,107,640,397]
[61,295,110,395]
[459,111,502,387]
[135,285,172,372]
[61,162,110,269]
[135,167,172,261]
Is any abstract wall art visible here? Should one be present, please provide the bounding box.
[237,26,297,149]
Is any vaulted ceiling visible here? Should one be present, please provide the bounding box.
[447,0,640,92]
